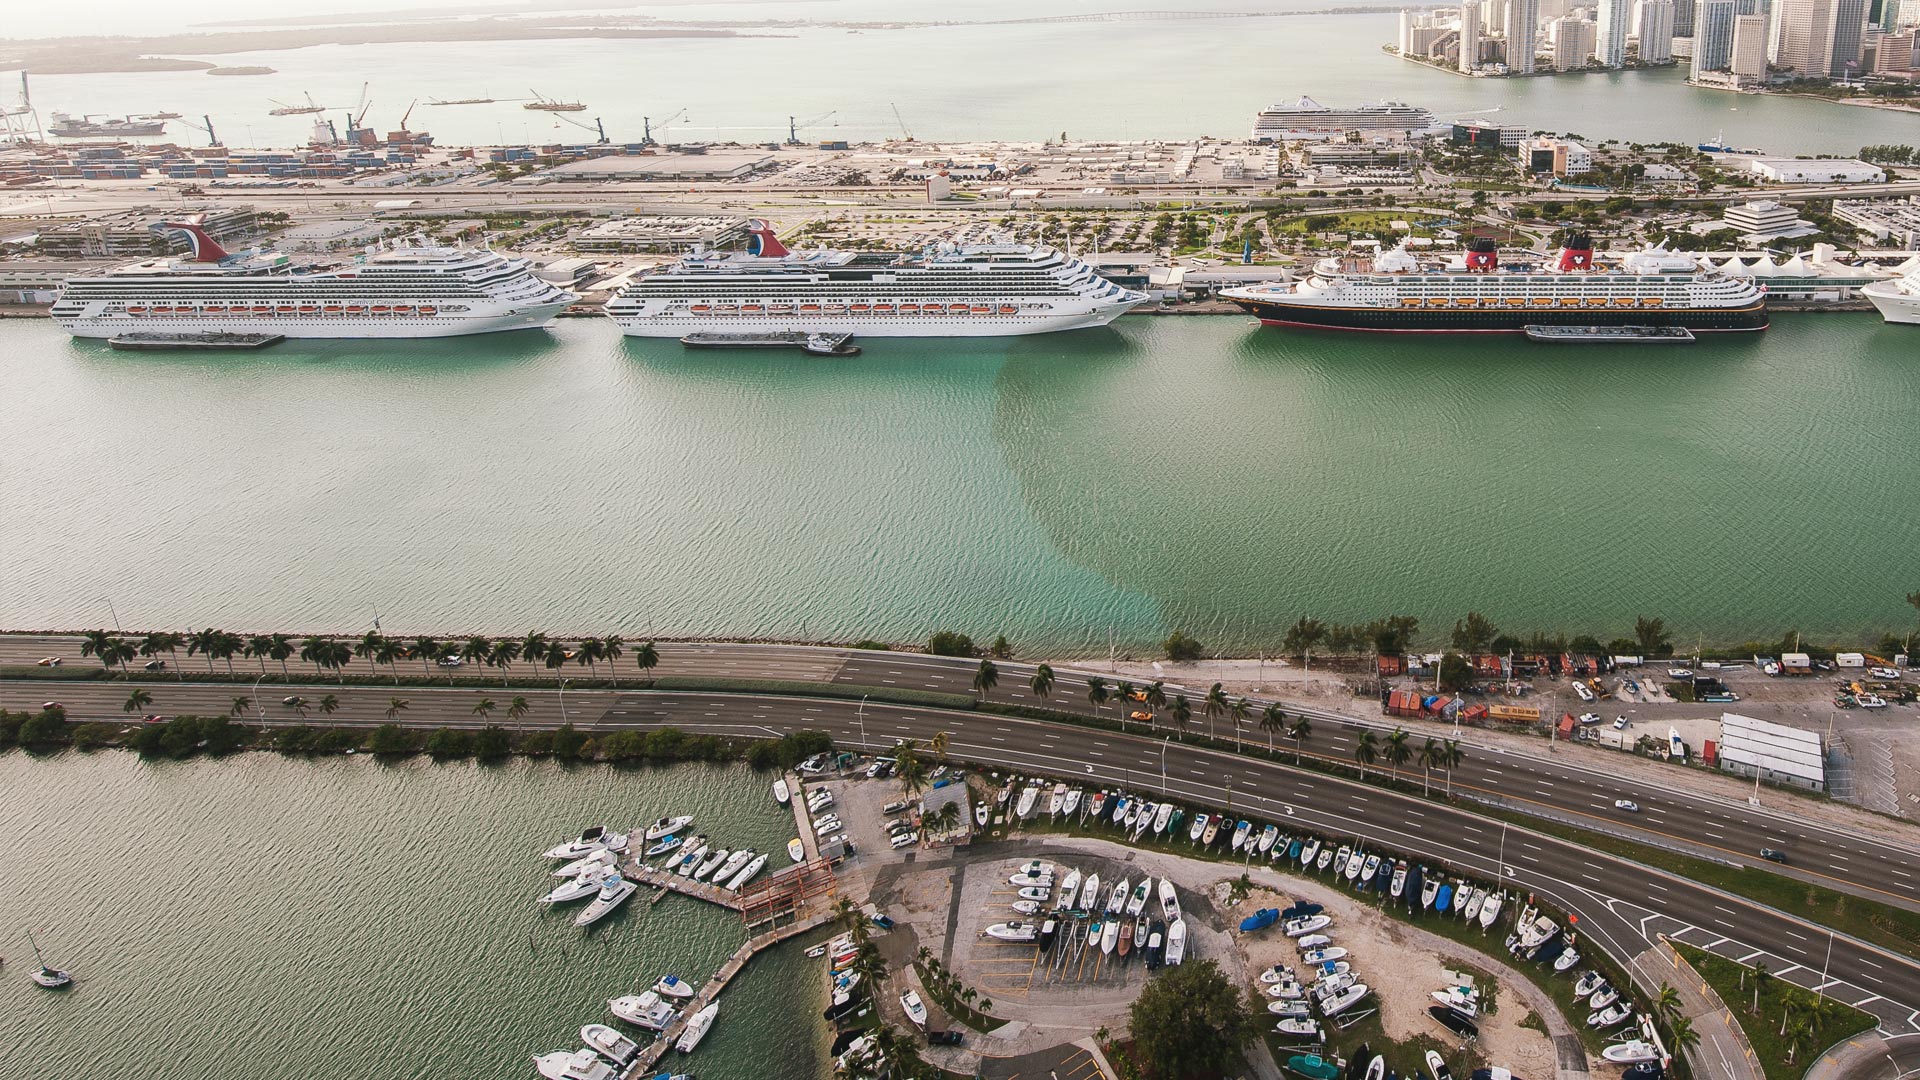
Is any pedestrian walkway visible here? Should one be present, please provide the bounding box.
[1631,942,1764,1080]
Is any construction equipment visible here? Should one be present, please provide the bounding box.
[552,112,608,144]
[268,92,326,117]
[177,113,222,147]
[786,110,837,146]
[890,103,913,142]
[643,108,687,146]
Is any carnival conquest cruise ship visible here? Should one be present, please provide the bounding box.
[51,220,576,339]
[1220,237,1768,333]
[1251,97,1440,141]
[605,221,1147,338]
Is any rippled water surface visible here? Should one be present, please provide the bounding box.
[3,315,1917,650]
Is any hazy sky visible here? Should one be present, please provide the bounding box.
[5,0,486,39]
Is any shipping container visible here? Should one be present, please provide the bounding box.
[1486,704,1542,723]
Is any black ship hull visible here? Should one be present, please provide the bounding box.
[1228,298,1769,334]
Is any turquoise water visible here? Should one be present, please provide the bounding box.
[2,314,1916,651]
[16,1,1917,154]
[0,751,824,1080]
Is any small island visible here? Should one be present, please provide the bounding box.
[206,66,276,76]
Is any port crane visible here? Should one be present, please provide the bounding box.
[176,113,222,147]
[268,92,326,117]
[642,108,687,146]
[551,110,609,144]
[890,102,913,142]
[786,109,838,146]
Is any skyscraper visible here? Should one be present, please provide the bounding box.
[1732,12,1771,73]
[1692,0,1739,71]
[1772,0,1872,74]
[1508,0,1543,69]
[1553,13,1600,65]
[1675,0,1698,34]
[1461,0,1485,69]
[1486,0,1509,34]
[1831,0,1870,73]
[1638,0,1679,59]
[1597,0,1634,62]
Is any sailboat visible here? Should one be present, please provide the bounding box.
[27,931,73,989]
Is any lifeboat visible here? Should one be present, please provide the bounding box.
[873,304,894,313]
[392,305,413,313]
[715,305,738,313]
[1399,298,1422,308]
[1559,298,1582,307]
[323,305,343,313]
[969,305,990,314]
[690,304,712,313]
[825,305,847,314]
[1426,298,1450,307]
[1612,298,1636,307]
[276,305,297,313]
[850,304,870,313]
[371,305,391,314]
[742,304,764,313]
[947,303,969,313]
[1530,298,1553,306]
[1505,298,1527,307]
[800,303,821,312]
[898,303,920,314]
[998,305,1017,315]
[346,305,365,314]
[1641,298,1664,306]
[1456,298,1479,307]
[418,306,437,316]
[769,304,794,314]
[205,305,225,313]
[151,306,173,314]
[253,305,272,314]
[126,306,148,315]
[296,305,317,313]
[1586,298,1610,308]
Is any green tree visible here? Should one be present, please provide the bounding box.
[1354,728,1379,778]
[1438,651,1473,691]
[927,631,979,657]
[373,635,406,682]
[1668,1014,1701,1058]
[543,642,570,682]
[1283,617,1327,667]
[1126,958,1259,1080]
[520,631,551,677]
[1655,983,1684,1026]
[894,738,929,798]
[20,707,69,746]
[354,630,388,674]
[124,688,154,715]
[139,631,184,677]
[972,658,999,700]
[425,727,474,758]
[1442,738,1465,795]
[267,633,294,678]
[1029,663,1055,702]
[461,635,493,673]
[368,722,417,756]
[1258,703,1284,752]
[1634,615,1673,657]
[1163,631,1205,662]
[1288,716,1312,764]
[577,636,606,679]
[80,628,115,667]
[1451,612,1499,653]
[989,634,1012,659]
[551,723,588,759]
[473,725,512,760]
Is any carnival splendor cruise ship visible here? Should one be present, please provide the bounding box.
[51,220,576,339]
[1220,236,1769,333]
[605,221,1147,338]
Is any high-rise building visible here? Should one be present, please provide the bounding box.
[1486,0,1509,34]
[1732,12,1772,73]
[1692,0,1739,70]
[1773,0,1872,74]
[1553,13,1600,64]
[1597,0,1634,61]
[1461,1,1486,68]
[1832,0,1871,73]
[1508,0,1543,69]
[1874,27,1919,66]
[1638,0,1679,58]
[1675,0,1698,32]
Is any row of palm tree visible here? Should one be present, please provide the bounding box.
[1352,728,1468,795]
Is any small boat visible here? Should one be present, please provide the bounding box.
[1345,851,1367,882]
[1086,920,1104,950]
[1100,918,1119,953]
[901,990,929,1027]
[674,1002,719,1052]
[1517,915,1559,949]
[581,1023,640,1065]
[1281,900,1322,919]
[1269,997,1311,1016]
[1295,933,1331,951]
[1013,859,1056,879]
[1283,914,1331,937]
[1587,1002,1630,1027]
[645,816,695,841]
[1116,798,1135,827]
[675,843,710,877]
[1427,1050,1456,1080]
[1190,812,1210,843]
[1602,1041,1661,1064]
[788,838,805,863]
[1300,838,1321,866]
[533,1048,617,1080]
[1260,962,1297,984]
[1011,900,1042,916]
[1056,869,1083,910]
[1429,1003,1480,1039]
[1310,972,1354,1000]
[1574,972,1605,997]
[713,850,753,884]
[724,852,768,890]
[655,974,695,999]
[1107,878,1130,915]
[1390,861,1409,899]
[1017,886,1051,902]
[1277,1017,1323,1040]
[1040,919,1059,951]
[1320,983,1371,1017]
[1668,726,1686,760]
[1463,887,1486,922]
[1090,791,1108,818]
[1315,846,1337,872]
[692,849,731,882]
[1433,985,1479,1016]
[772,778,790,804]
[1153,802,1175,835]
[556,849,618,878]
[987,921,1040,942]
[1125,880,1152,917]
[1554,948,1582,973]
[608,990,676,1030]
[1078,873,1101,911]
[1203,817,1221,845]
[1165,918,1187,965]
[1312,961,1351,982]
[1302,947,1348,964]
[1016,785,1039,818]
[1048,783,1066,816]
[1232,820,1253,851]
[1158,878,1180,922]
[976,802,991,828]
[1063,789,1083,815]
[1364,1056,1387,1080]
[1588,986,1619,1010]
[1130,804,1155,839]
[1621,1064,1664,1080]
[545,826,621,860]
[1240,908,1280,933]
[1331,845,1352,877]
[1259,824,1280,853]
[1434,882,1453,912]
[26,932,72,989]
[1286,1053,1346,1080]
[1479,892,1504,928]
[575,875,638,927]
[1358,854,1381,887]
[644,834,685,858]
[1453,883,1475,917]
[542,872,612,904]
[1119,921,1134,956]
[1373,859,1394,891]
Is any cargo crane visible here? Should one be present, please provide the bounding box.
[890,102,913,142]
[2,72,44,143]
[786,110,837,146]
[177,113,222,147]
[642,107,686,146]
[268,92,326,117]
[552,110,608,144]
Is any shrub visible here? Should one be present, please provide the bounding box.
[367,723,418,756]
[274,725,318,753]
[311,728,361,754]
[1163,631,1205,662]
[425,728,474,758]
[0,708,28,747]
[72,723,119,750]
[18,708,69,747]
[132,722,171,757]
[927,631,979,657]
[851,639,892,652]
[473,726,512,760]
[520,731,555,756]
[550,724,588,760]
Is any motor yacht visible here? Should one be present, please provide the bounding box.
[574,875,638,927]
[580,1023,639,1065]
[674,1002,719,1052]
[645,815,695,841]
[532,1048,616,1080]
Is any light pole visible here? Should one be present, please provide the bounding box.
[253,675,266,721]
[558,678,570,725]
[1497,822,1509,879]
[101,597,121,632]
[1161,737,1170,794]
[858,694,868,750]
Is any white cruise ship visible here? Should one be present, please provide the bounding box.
[1862,259,1920,325]
[605,221,1146,338]
[1252,97,1440,142]
[51,220,577,339]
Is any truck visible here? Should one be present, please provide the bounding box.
[1486,704,1542,724]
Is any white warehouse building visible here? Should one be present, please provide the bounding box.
[1747,158,1887,184]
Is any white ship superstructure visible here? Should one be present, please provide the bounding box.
[51,220,576,340]
[606,221,1146,338]
[1862,258,1920,325]
[1252,97,1440,141]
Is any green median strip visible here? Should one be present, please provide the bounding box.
[646,677,976,712]
[1671,942,1876,1080]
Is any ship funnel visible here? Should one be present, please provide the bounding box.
[152,216,229,263]
[1557,232,1594,272]
[745,219,789,258]
[1464,237,1498,273]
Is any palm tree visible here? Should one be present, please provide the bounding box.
[1230,698,1251,749]
[80,629,115,666]
[1085,677,1110,721]
[1203,682,1227,741]
[507,696,531,728]
[411,636,440,679]
[386,696,409,721]
[894,739,928,799]
[1030,663,1055,702]
[123,688,153,714]
[521,631,551,677]
[1384,727,1413,778]
[973,658,999,701]
[354,630,387,673]
[1443,738,1464,795]
[102,637,136,675]
[1654,983,1684,1026]
[245,634,275,674]
[1667,1014,1701,1060]
[211,631,242,674]
[633,640,659,681]
[230,694,251,718]
[930,730,950,764]
[1113,681,1137,731]
[1786,1015,1814,1063]
[187,627,222,673]
[1354,729,1379,778]
[138,631,184,678]
[577,636,605,679]
[1145,680,1167,727]
[1168,694,1192,733]
[1289,716,1312,764]
[1779,993,1800,1037]
[1259,703,1285,752]
[299,636,331,679]
[602,636,624,688]
[317,694,340,717]
[1804,992,1836,1035]
[267,633,295,679]
[373,636,405,683]
[473,697,496,720]
[1751,962,1771,1015]
[1418,736,1441,795]
[487,638,521,686]
[544,642,570,682]
[461,635,493,672]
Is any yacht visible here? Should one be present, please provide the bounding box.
[724,852,768,891]
[674,1002,720,1052]
[609,991,678,1030]
[900,990,929,1028]
[1158,878,1181,923]
[645,815,696,841]
[606,222,1146,338]
[654,974,696,999]
[1164,919,1187,965]
[574,875,638,927]
[545,826,622,860]
[532,1049,617,1080]
[53,226,576,340]
[541,872,612,904]
[711,850,753,886]
[580,1023,640,1065]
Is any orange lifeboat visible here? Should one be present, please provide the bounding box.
[126,306,147,315]
[418,306,437,316]
[998,305,1016,315]
[873,304,894,314]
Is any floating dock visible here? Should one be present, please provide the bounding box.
[107,331,285,351]
[680,331,860,356]
[1523,324,1695,343]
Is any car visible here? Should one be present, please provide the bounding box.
[1762,662,1782,677]
[798,753,830,775]
[282,695,303,706]
[1127,689,1148,703]
[889,832,919,850]
[927,1030,964,1046]
[142,714,170,724]
[1577,712,1601,725]
[881,799,910,815]
[35,657,61,667]
[1760,848,1788,863]
[1572,682,1595,702]
[1870,667,1902,680]
[1613,715,1630,730]
[1129,710,1153,724]
[885,819,914,834]
[1614,799,1640,812]
[870,912,895,930]
[143,659,166,671]
[40,701,63,712]
[435,656,464,668]
[1667,668,1694,679]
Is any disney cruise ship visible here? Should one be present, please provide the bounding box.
[1221,236,1769,333]
[605,221,1147,338]
[51,220,577,339]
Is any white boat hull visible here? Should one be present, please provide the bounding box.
[55,301,572,339]
[610,303,1136,338]
[1863,279,1920,325]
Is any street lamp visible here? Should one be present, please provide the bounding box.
[1161,737,1170,794]
[100,597,121,632]
[858,694,869,750]
[253,675,266,721]
[558,678,570,725]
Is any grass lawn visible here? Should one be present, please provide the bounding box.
[1273,211,1433,236]
[1672,943,1877,1080]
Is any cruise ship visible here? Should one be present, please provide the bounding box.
[1220,237,1769,333]
[1251,97,1440,142]
[51,220,577,339]
[605,221,1147,338]
[1862,260,1920,325]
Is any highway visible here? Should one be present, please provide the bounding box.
[8,633,1920,914]
[6,673,1920,1035]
